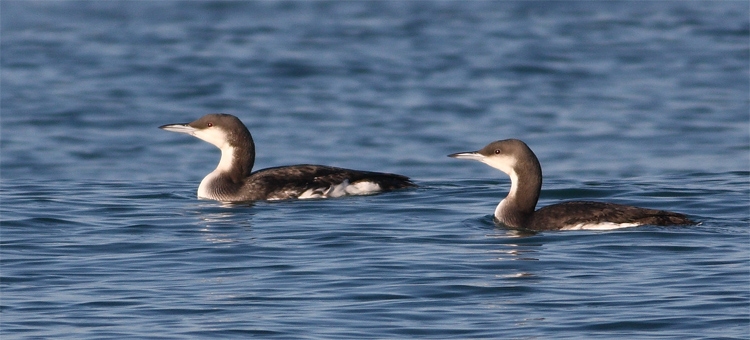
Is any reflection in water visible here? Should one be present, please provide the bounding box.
[486,226,545,280]
[192,202,256,244]
[504,229,538,238]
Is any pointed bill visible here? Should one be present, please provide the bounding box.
[447,151,485,162]
[159,123,197,135]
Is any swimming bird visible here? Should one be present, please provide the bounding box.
[448,139,695,231]
[160,113,415,202]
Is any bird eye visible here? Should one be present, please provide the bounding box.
[494,149,501,154]
[207,122,213,127]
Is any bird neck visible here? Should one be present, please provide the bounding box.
[494,161,542,228]
[215,141,255,181]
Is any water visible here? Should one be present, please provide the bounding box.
[2,1,748,339]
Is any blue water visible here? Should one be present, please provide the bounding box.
[2,1,748,339]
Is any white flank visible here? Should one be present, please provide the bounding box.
[298,180,382,199]
[562,222,641,231]
[344,181,382,195]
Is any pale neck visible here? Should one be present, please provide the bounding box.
[494,164,542,228]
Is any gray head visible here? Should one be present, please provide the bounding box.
[160,113,256,178]
[448,139,541,179]
[160,113,252,149]
[449,139,543,222]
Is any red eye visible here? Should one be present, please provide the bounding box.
[207,122,213,127]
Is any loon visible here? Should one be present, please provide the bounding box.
[448,139,696,231]
[160,113,415,202]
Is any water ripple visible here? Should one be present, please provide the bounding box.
[2,1,748,339]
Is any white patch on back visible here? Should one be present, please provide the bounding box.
[562,222,641,230]
[297,180,383,199]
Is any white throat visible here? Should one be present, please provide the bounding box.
[193,127,230,149]
[481,154,517,178]
[215,145,235,173]
[482,155,519,221]
[197,145,236,199]
[493,168,519,222]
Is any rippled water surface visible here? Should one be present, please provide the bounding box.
[2,1,748,339]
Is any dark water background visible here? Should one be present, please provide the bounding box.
[2,1,748,339]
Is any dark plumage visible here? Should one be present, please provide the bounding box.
[449,139,695,231]
[205,164,414,202]
[160,113,415,202]
[528,201,695,231]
